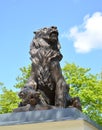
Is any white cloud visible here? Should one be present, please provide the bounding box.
[69,12,102,53]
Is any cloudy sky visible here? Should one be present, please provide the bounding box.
[0,0,102,90]
[68,12,102,53]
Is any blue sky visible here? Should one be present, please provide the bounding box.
[0,0,102,90]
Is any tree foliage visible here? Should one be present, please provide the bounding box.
[0,65,31,113]
[0,86,20,114]
[63,63,102,125]
[14,65,31,88]
[0,63,102,125]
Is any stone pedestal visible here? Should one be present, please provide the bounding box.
[0,108,101,130]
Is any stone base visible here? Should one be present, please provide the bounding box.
[0,120,99,130]
[0,108,101,130]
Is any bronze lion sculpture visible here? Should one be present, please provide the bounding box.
[14,26,82,112]
[25,26,70,107]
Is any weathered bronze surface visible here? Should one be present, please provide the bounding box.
[13,26,81,112]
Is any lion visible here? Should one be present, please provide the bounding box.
[13,86,56,112]
[16,26,82,111]
[24,26,70,107]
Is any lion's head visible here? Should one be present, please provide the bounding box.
[34,26,59,43]
[18,86,40,106]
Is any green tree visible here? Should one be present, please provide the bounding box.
[14,64,31,89]
[0,65,31,113]
[0,63,102,125]
[0,86,20,114]
[0,82,4,86]
[63,63,102,125]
